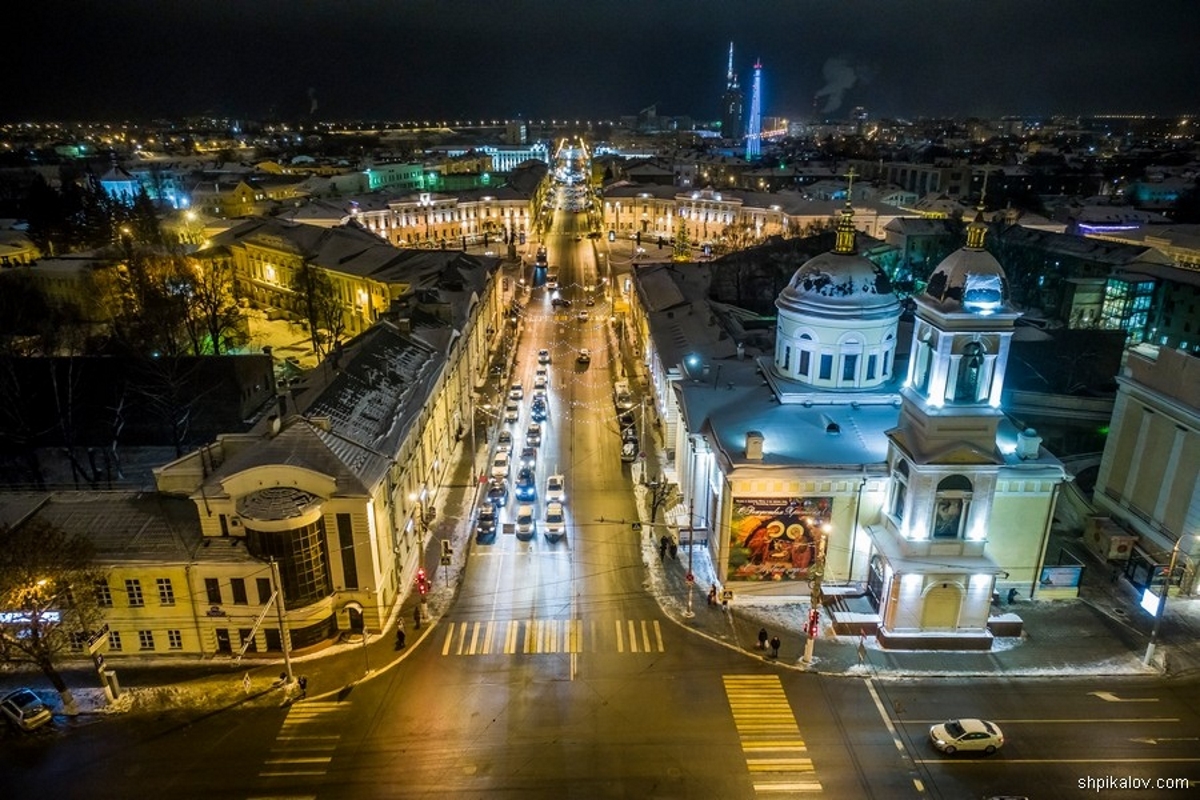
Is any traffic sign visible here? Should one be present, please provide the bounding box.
[685,572,694,584]
[631,522,642,532]
[86,623,110,655]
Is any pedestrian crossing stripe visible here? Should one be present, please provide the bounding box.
[260,702,348,779]
[723,675,823,795]
[440,618,665,655]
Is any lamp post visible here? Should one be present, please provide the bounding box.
[1143,536,1190,666]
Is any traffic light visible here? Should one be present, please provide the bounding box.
[416,568,428,596]
[806,608,820,638]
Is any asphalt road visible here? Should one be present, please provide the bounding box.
[4,204,1200,799]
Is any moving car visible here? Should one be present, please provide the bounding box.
[509,383,524,401]
[621,439,637,463]
[475,504,497,543]
[538,349,551,364]
[577,309,589,322]
[613,380,633,411]
[533,374,547,391]
[546,473,566,504]
[497,430,513,453]
[520,446,538,469]
[530,397,548,422]
[515,467,537,501]
[544,502,566,541]
[516,504,536,540]
[504,400,520,423]
[485,478,510,508]
[491,451,511,480]
[1,688,52,732]
[577,348,591,365]
[929,718,1004,755]
[526,423,542,447]
[551,296,572,308]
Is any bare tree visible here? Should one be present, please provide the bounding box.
[0,518,106,714]
[291,262,346,360]
[183,254,245,355]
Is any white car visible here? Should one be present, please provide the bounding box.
[546,474,565,504]
[497,430,513,453]
[0,688,52,732]
[577,348,591,365]
[929,718,1004,755]
[533,374,547,391]
[490,451,511,480]
[544,502,566,541]
[526,423,542,447]
[504,400,520,423]
[509,383,524,401]
[577,309,589,322]
[538,349,551,364]
[515,504,536,540]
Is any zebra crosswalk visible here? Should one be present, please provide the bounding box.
[724,675,823,795]
[440,618,666,656]
[256,701,347,781]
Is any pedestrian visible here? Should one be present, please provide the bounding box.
[668,540,678,560]
[297,675,308,699]
[757,627,768,650]
[770,636,781,658]
[707,584,717,606]
[414,605,422,630]
[659,535,668,560]
[396,625,407,649]
[1007,587,1019,605]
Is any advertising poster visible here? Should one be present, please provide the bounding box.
[728,497,832,581]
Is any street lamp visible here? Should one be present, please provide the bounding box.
[1143,535,1193,666]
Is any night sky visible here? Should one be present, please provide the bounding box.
[10,0,1200,122]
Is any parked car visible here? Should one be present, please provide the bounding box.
[497,430,513,453]
[929,719,1005,755]
[520,446,538,469]
[544,502,566,541]
[486,478,510,508]
[577,348,591,365]
[546,474,566,504]
[491,451,511,480]
[475,504,497,543]
[526,423,542,447]
[621,439,638,463]
[538,349,551,364]
[516,504,536,540]
[1,688,52,732]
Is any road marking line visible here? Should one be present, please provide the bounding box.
[653,619,664,651]
[271,745,337,752]
[482,620,495,653]
[258,771,328,777]
[263,757,332,764]
[468,621,481,654]
[627,620,638,652]
[456,621,468,655]
[274,735,341,741]
[615,619,625,652]
[524,620,534,654]
[903,718,1180,724]
[753,783,823,792]
[641,619,651,651]
[442,626,453,656]
[723,674,823,794]
[916,757,1200,765]
[505,620,518,654]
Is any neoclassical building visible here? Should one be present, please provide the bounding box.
[629,202,1067,648]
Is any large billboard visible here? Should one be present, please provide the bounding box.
[728,497,832,582]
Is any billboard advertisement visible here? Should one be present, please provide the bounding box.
[728,497,832,581]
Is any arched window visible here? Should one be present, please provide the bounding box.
[954,341,986,403]
[932,475,973,539]
[891,460,909,521]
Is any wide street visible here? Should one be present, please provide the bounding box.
[3,153,1200,799]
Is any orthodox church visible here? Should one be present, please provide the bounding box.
[630,193,1067,649]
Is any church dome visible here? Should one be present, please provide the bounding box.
[776,250,899,320]
[923,212,1010,314]
[775,199,899,321]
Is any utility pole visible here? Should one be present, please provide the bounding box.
[270,558,295,684]
[1144,537,1186,666]
[684,496,696,618]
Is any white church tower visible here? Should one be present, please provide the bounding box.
[870,207,1032,648]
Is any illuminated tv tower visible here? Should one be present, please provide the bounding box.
[745,58,763,160]
[720,42,743,140]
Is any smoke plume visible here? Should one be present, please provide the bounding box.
[813,57,861,114]
[308,87,319,115]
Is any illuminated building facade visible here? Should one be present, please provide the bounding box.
[745,59,763,160]
[720,42,744,141]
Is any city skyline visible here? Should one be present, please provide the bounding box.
[10,0,1200,123]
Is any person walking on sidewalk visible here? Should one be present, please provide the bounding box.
[414,605,422,630]
[707,584,717,606]
[297,675,308,699]
[770,636,781,659]
[396,622,407,649]
[757,628,769,650]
